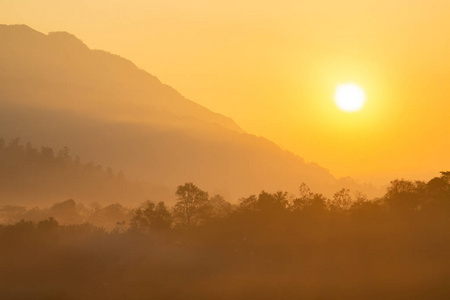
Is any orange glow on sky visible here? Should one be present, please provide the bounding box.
[1,0,449,185]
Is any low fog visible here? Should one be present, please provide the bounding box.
[1,174,450,299]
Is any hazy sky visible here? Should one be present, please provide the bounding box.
[1,0,449,184]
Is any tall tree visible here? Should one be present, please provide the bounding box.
[173,183,210,228]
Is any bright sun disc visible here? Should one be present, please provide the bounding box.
[334,83,366,112]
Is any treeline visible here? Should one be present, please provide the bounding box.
[2,172,449,231]
[0,138,170,206]
[0,199,133,230]
[0,173,449,299]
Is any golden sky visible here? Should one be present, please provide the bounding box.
[1,0,449,185]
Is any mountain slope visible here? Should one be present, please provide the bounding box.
[0,25,243,133]
[0,24,375,200]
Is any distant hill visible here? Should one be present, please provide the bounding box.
[0,24,377,201]
[0,138,171,206]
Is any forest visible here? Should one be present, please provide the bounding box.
[1,163,449,299]
[0,138,171,207]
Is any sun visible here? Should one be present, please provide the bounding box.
[334,83,366,112]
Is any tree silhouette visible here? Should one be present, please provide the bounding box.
[131,201,172,231]
[384,179,426,212]
[328,188,352,212]
[292,183,327,214]
[173,182,210,228]
[209,194,233,218]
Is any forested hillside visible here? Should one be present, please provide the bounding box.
[0,138,171,206]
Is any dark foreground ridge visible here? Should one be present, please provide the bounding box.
[1,172,449,299]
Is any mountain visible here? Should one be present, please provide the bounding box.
[0,24,376,201]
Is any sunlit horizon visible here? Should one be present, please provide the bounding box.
[1,1,449,185]
[1,2,449,299]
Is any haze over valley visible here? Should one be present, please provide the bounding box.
[0,24,375,204]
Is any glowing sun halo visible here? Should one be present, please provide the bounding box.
[334,83,366,112]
